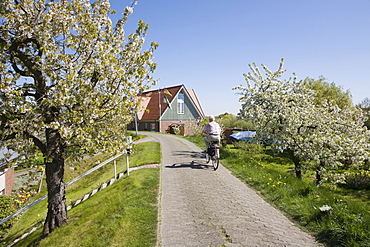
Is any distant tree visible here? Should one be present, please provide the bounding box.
[216,113,236,128]
[358,98,370,109]
[216,113,253,129]
[232,119,254,130]
[357,98,370,129]
[303,77,352,108]
[0,0,157,236]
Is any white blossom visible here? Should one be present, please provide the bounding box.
[235,59,370,182]
[125,6,134,16]
[319,205,333,212]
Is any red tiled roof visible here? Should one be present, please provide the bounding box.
[136,85,205,121]
[137,85,182,120]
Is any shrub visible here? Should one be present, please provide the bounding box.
[0,195,17,239]
[341,171,370,190]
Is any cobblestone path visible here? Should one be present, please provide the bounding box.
[137,132,323,247]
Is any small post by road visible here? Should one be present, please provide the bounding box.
[114,160,117,178]
[131,107,138,136]
[37,167,45,193]
[134,113,138,136]
[126,136,133,176]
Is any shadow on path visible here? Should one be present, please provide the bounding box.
[171,150,203,159]
[165,161,211,170]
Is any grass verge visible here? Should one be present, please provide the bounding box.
[183,135,370,247]
[3,141,160,247]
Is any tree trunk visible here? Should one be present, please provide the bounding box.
[315,169,321,184]
[287,149,302,179]
[42,128,67,237]
[315,162,324,185]
[294,163,302,180]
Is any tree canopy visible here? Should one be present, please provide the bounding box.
[303,76,352,108]
[0,0,157,236]
[216,113,254,130]
[235,59,369,182]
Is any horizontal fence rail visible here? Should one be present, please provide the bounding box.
[0,152,126,225]
[7,168,131,247]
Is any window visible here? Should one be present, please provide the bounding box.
[150,123,156,131]
[177,92,184,114]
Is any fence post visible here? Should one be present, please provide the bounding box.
[37,168,45,193]
[114,160,117,178]
[126,136,133,176]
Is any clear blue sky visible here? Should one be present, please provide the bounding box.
[111,0,370,116]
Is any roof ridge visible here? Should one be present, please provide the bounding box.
[140,84,183,94]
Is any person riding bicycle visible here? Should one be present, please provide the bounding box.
[202,115,221,150]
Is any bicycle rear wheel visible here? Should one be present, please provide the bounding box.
[211,156,219,170]
[205,153,210,164]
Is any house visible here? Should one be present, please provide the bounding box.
[0,148,16,195]
[0,164,14,196]
[128,85,205,135]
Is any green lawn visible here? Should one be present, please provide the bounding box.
[183,136,370,247]
[4,133,370,247]
[3,141,160,247]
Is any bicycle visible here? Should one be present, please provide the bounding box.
[205,141,220,171]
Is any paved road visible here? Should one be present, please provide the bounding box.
[137,132,323,247]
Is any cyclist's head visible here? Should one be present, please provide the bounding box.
[209,115,215,121]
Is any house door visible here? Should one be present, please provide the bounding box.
[150,123,156,132]
[179,124,185,135]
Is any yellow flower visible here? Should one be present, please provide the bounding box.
[316,195,320,198]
